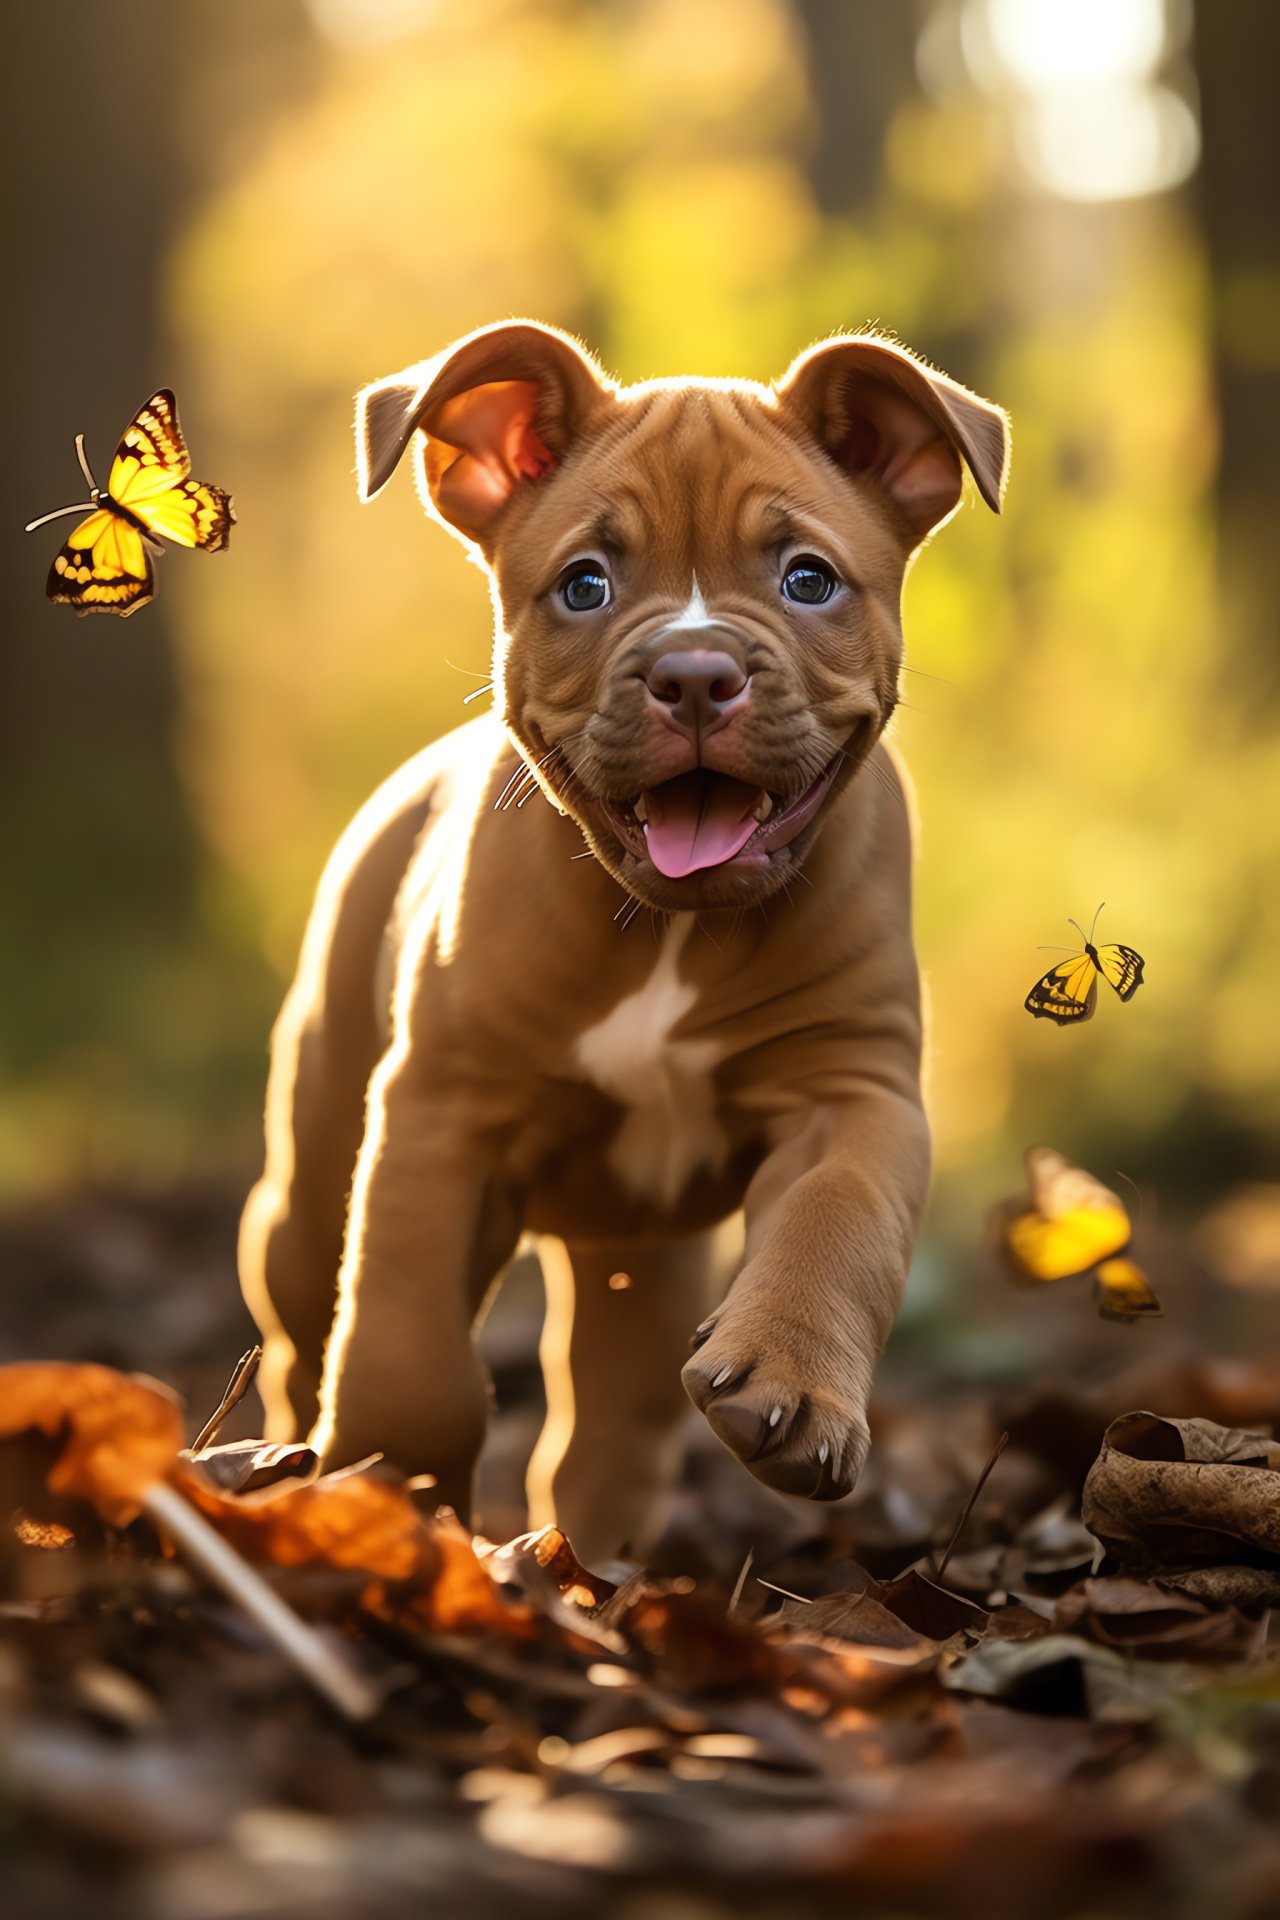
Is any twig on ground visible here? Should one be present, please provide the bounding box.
[141,1480,380,1720]
[936,1430,1010,1581]
[756,1578,811,1604]
[190,1346,262,1452]
[728,1548,754,1616]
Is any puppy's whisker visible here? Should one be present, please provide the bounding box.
[503,775,540,812]
[504,750,564,810]
[494,761,532,811]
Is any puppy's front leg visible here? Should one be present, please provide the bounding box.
[682,1085,929,1500]
[310,1065,517,1515]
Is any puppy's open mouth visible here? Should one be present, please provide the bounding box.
[603,762,838,879]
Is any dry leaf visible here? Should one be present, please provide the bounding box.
[178,1462,530,1636]
[185,1440,318,1493]
[0,1362,183,1526]
[770,1591,930,1650]
[625,1587,785,1693]
[877,1568,991,1640]
[1083,1410,1280,1573]
[482,1526,617,1610]
[943,1632,1185,1720]
[1053,1576,1246,1655]
[1156,1565,1280,1608]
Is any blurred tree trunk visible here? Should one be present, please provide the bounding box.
[0,3,195,1077]
[1195,2,1280,679]
[792,0,919,213]
[0,4,314,1169]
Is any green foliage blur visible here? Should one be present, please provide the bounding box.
[4,0,1277,1268]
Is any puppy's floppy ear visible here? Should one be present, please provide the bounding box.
[356,320,609,541]
[776,334,1010,542]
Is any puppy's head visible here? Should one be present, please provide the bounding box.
[358,322,1008,910]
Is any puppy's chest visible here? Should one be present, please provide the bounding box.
[572,914,728,1210]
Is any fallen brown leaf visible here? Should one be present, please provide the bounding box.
[0,1362,183,1526]
[877,1567,991,1640]
[1053,1575,1248,1655]
[1083,1410,1280,1574]
[179,1461,531,1636]
[771,1590,929,1650]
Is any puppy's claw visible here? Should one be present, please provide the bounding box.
[769,1405,783,1428]
[711,1364,734,1389]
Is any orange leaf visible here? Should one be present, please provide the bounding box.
[177,1462,530,1636]
[0,1362,184,1526]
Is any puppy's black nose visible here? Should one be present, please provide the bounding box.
[645,649,748,734]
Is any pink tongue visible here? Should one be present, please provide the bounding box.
[643,772,765,878]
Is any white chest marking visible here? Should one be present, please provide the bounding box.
[573,913,726,1209]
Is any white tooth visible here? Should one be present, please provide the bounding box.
[752,795,774,823]
[633,794,648,822]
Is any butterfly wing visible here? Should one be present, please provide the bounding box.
[1093,1256,1163,1322]
[108,390,234,552]
[1025,952,1098,1024]
[1095,943,1145,1002]
[1006,1200,1131,1282]
[47,509,153,617]
[1025,1146,1125,1220]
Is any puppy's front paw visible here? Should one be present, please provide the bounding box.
[682,1320,870,1501]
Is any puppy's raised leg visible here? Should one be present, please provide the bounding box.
[528,1231,720,1566]
[683,1092,929,1502]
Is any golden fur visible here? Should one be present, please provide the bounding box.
[239,322,1009,1562]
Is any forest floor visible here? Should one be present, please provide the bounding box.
[4,1181,1280,1920]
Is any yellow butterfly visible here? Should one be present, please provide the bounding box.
[1000,1146,1162,1322]
[1024,904,1145,1025]
[26,390,233,617]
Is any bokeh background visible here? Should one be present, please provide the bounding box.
[4,0,1280,1376]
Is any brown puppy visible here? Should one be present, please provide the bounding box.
[239,321,1008,1564]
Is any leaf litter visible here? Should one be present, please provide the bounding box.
[8,1196,1280,1916]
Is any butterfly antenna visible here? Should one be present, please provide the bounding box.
[74,433,100,496]
[1113,1170,1149,1232]
[1067,918,1088,947]
[24,501,96,533]
[1089,901,1104,943]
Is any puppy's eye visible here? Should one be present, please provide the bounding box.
[560,567,611,613]
[781,559,838,605]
